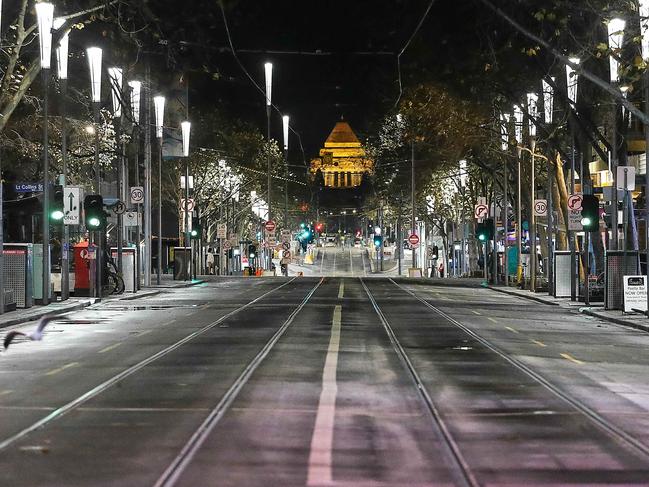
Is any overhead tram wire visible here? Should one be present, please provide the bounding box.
[218,0,308,167]
[393,0,436,108]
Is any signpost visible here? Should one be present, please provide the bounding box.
[474,203,488,220]
[63,187,80,225]
[534,199,547,217]
[408,234,420,247]
[130,186,144,204]
[180,198,195,212]
[567,193,583,231]
[265,220,276,233]
[217,223,227,240]
[123,211,139,227]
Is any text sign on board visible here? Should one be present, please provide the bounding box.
[624,275,647,313]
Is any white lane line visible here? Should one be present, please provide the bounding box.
[338,280,345,299]
[0,390,13,397]
[45,362,79,377]
[307,304,342,486]
[98,342,123,354]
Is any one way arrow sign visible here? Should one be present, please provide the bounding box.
[63,187,81,225]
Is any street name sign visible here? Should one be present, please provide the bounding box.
[534,199,547,217]
[130,186,144,204]
[63,187,80,225]
[14,182,44,193]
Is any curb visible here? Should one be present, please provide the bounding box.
[581,308,649,334]
[118,290,162,301]
[488,286,559,306]
[0,299,97,331]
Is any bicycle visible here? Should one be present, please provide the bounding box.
[103,253,125,295]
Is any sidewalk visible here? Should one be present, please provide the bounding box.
[489,285,649,334]
[145,274,205,289]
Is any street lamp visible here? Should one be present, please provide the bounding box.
[108,67,125,275]
[282,114,289,228]
[86,46,102,298]
[459,159,467,276]
[264,62,273,270]
[527,92,538,291]
[53,16,70,301]
[36,2,54,305]
[500,112,510,285]
[153,95,165,284]
[639,1,649,314]
[128,80,142,289]
[607,18,626,84]
[181,120,191,280]
[542,78,555,295]
[513,105,524,285]
[565,57,580,298]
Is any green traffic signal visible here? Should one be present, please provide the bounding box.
[84,194,106,230]
[581,195,599,232]
[87,216,101,228]
[50,185,64,222]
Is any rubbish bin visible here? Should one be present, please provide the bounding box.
[111,247,136,292]
[174,247,191,280]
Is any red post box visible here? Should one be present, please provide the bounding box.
[73,241,91,296]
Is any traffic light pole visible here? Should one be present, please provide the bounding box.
[530,140,536,291]
[157,137,163,285]
[42,68,51,305]
[185,159,190,281]
[411,141,416,270]
[266,104,272,272]
[585,230,590,306]
[93,101,102,299]
[61,78,70,301]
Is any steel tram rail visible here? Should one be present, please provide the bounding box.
[0,277,304,452]
[153,277,324,487]
[360,278,480,487]
[388,277,649,463]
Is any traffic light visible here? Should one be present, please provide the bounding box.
[190,216,201,239]
[315,222,324,232]
[373,235,383,248]
[581,195,599,232]
[50,185,64,222]
[84,194,106,230]
[476,219,494,242]
[432,245,439,258]
[248,244,257,259]
[300,222,306,229]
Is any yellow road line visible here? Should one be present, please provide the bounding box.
[531,340,547,348]
[98,342,122,354]
[471,310,481,316]
[505,326,519,334]
[487,317,498,323]
[338,280,345,299]
[45,362,79,376]
[561,353,584,365]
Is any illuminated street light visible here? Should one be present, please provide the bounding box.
[264,61,273,270]
[607,18,625,84]
[87,47,102,103]
[181,120,192,280]
[153,95,165,284]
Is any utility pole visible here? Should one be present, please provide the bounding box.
[60,77,70,300]
[411,140,416,269]
[503,152,509,286]
[144,63,152,286]
[42,67,51,305]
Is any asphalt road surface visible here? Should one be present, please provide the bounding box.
[3,277,649,486]
[312,246,371,277]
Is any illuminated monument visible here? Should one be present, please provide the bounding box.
[310,119,374,188]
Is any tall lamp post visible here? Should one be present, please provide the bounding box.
[513,104,524,285]
[128,80,142,289]
[264,62,273,270]
[108,67,123,273]
[181,121,191,280]
[54,17,69,301]
[639,0,649,315]
[459,159,467,276]
[87,46,103,298]
[153,95,165,284]
[566,57,580,300]
[500,113,510,286]
[542,78,555,295]
[527,92,539,291]
[36,2,54,305]
[283,115,289,228]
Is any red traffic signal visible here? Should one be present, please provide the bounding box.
[315,222,324,232]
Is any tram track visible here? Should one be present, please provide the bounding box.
[387,277,649,465]
[153,277,324,487]
[0,277,307,452]
[360,278,480,487]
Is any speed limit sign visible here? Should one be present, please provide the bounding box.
[534,199,547,217]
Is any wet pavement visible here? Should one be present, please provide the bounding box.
[2,276,649,485]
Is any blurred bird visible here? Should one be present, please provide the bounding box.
[3,315,59,350]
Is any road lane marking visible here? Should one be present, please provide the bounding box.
[532,340,547,348]
[138,330,153,337]
[561,353,584,365]
[98,343,122,354]
[487,317,498,323]
[471,310,481,316]
[505,326,519,334]
[338,281,345,299]
[0,390,13,397]
[307,305,342,486]
[45,362,79,376]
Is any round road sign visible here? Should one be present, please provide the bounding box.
[534,200,547,216]
[282,241,290,251]
[408,234,420,246]
[283,250,291,258]
[567,194,583,211]
[223,241,232,250]
[474,204,489,219]
[112,201,126,215]
[265,220,276,232]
